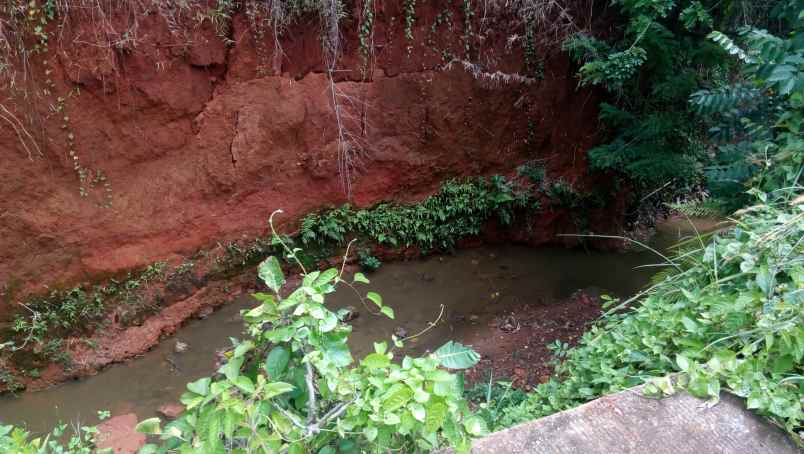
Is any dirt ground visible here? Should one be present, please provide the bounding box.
[463,290,603,390]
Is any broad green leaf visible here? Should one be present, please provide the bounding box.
[373,342,387,355]
[424,402,447,432]
[288,443,306,454]
[314,268,339,286]
[187,377,211,396]
[234,340,255,358]
[383,384,413,411]
[318,447,336,454]
[434,377,459,397]
[265,346,290,378]
[224,356,244,382]
[676,354,691,372]
[135,418,162,435]
[463,416,489,437]
[433,341,481,369]
[366,291,383,308]
[319,313,338,332]
[772,355,794,374]
[409,403,426,422]
[353,272,370,284]
[234,376,256,394]
[364,426,378,442]
[380,306,395,320]
[362,353,390,369]
[258,257,285,293]
[414,388,431,403]
[262,382,295,399]
[384,413,401,425]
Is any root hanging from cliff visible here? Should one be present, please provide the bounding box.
[319,0,365,198]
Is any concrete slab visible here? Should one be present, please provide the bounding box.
[465,386,800,453]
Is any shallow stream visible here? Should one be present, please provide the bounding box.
[0,219,712,434]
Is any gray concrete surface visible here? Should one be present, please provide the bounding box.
[466,386,800,453]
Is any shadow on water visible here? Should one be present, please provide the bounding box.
[0,219,716,434]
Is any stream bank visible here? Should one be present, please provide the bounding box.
[0,221,704,434]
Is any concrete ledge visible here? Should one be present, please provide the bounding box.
[466,386,799,453]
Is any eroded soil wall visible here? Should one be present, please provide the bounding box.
[0,1,609,316]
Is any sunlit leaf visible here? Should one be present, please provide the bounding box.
[433,341,481,369]
[135,418,162,435]
[258,257,285,293]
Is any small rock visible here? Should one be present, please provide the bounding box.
[471,259,479,266]
[157,403,185,420]
[420,273,435,283]
[468,314,480,323]
[174,341,189,353]
[342,306,360,322]
[197,306,214,319]
[96,413,146,454]
[500,315,519,333]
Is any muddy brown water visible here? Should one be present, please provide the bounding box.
[0,219,715,434]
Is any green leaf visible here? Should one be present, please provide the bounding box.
[384,413,401,425]
[362,353,391,369]
[676,354,691,372]
[353,272,370,284]
[409,403,426,422]
[224,356,244,382]
[380,306,395,320]
[265,347,290,379]
[320,312,339,332]
[463,416,489,437]
[258,257,286,293]
[234,376,256,394]
[383,384,413,411]
[364,426,378,442]
[187,377,211,396]
[262,382,295,399]
[366,291,383,308]
[135,418,162,435]
[314,268,339,286]
[424,402,447,432]
[234,340,255,358]
[136,444,159,454]
[772,355,794,374]
[414,388,431,403]
[433,341,481,369]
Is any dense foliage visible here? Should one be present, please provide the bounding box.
[299,177,538,252]
[134,213,485,453]
[496,198,803,439]
[490,3,804,443]
[564,0,795,204]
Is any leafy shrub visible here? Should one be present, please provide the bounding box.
[688,6,804,213]
[300,176,537,252]
[495,196,804,440]
[0,422,99,454]
[545,179,581,208]
[358,250,382,272]
[516,163,545,186]
[136,213,485,452]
